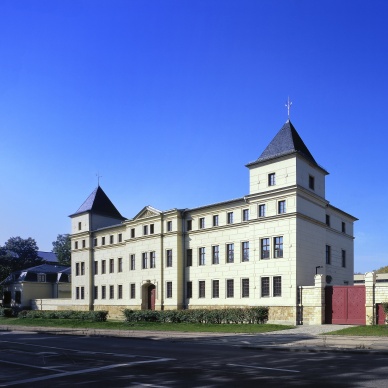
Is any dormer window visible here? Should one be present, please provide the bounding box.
[37,273,46,282]
[268,173,276,186]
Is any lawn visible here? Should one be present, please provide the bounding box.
[0,317,294,334]
[325,325,388,336]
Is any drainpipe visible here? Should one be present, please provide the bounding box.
[181,209,187,309]
[160,213,164,310]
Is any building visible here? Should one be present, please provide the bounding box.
[70,120,357,324]
[1,264,71,309]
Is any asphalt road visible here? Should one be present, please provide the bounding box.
[0,330,387,387]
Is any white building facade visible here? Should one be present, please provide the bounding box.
[70,120,357,324]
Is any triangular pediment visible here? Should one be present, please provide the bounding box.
[133,206,162,220]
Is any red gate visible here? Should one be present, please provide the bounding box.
[377,304,387,325]
[325,286,366,324]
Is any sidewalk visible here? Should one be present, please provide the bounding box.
[2,324,388,354]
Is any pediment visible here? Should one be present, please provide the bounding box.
[133,206,161,220]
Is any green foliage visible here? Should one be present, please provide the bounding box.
[375,266,388,274]
[0,307,14,317]
[123,307,268,325]
[18,310,108,322]
[382,303,388,316]
[52,234,71,266]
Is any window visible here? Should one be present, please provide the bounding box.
[242,278,249,298]
[259,204,266,217]
[102,236,105,246]
[76,263,80,276]
[212,245,219,264]
[81,286,85,299]
[130,254,135,270]
[75,241,78,250]
[143,225,148,235]
[212,280,219,298]
[166,282,172,298]
[109,258,114,273]
[110,235,114,244]
[78,222,82,231]
[15,291,21,304]
[226,279,234,298]
[118,233,122,243]
[199,281,205,298]
[37,273,46,282]
[131,228,135,238]
[278,200,286,214]
[109,285,114,299]
[94,261,98,275]
[76,287,79,299]
[186,281,192,299]
[274,237,283,258]
[242,242,249,262]
[102,260,106,274]
[186,249,192,267]
[326,215,330,227]
[150,251,156,268]
[187,220,192,231]
[326,245,331,265]
[268,173,276,186]
[261,277,270,297]
[226,243,234,263]
[243,209,249,221]
[213,215,219,226]
[94,238,98,247]
[150,224,154,234]
[130,283,135,299]
[261,238,270,259]
[273,276,282,297]
[81,262,85,275]
[309,175,315,190]
[101,285,106,299]
[167,221,172,232]
[82,239,86,248]
[342,222,346,233]
[118,257,123,272]
[199,217,205,229]
[142,252,148,269]
[342,250,346,268]
[227,212,234,224]
[199,247,205,266]
[166,249,172,267]
[94,286,98,300]
[118,285,123,299]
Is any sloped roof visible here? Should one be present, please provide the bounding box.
[38,251,58,262]
[246,120,325,171]
[70,186,125,219]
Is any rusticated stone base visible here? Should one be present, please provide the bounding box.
[267,306,296,325]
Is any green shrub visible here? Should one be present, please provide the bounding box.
[17,310,108,322]
[122,307,269,325]
[0,307,14,317]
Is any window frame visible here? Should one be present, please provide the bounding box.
[213,214,219,226]
[242,241,249,262]
[278,200,286,214]
[242,278,249,298]
[273,276,282,297]
[198,280,205,298]
[261,277,270,297]
[268,173,276,186]
[186,249,192,267]
[258,204,266,217]
[227,212,234,224]
[274,236,283,258]
[326,245,331,265]
[226,279,234,298]
[142,252,148,269]
[242,209,249,221]
[166,281,172,298]
[199,247,205,266]
[166,249,173,267]
[212,245,219,264]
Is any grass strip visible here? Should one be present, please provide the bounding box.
[0,317,294,333]
[325,325,388,336]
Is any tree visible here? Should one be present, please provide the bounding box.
[52,234,71,266]
[0,236,42,282]
[375,265,388,274]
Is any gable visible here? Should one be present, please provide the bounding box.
[133,206,161,220]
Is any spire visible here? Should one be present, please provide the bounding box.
[246,121,326,172]
[70,186,125,220]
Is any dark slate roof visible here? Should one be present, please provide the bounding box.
[246,120,324,170]
[38,251,58,262]
[70,186,125,219]
[1,264,71,285]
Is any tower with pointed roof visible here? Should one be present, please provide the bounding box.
[68,120,357,325]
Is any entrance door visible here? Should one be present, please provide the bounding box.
[147,285,156,310]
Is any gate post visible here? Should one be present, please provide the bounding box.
[314,274,325,325]
[365,272,376,325]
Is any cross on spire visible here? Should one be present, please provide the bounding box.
[96,172,102,186]
[285,96,292,119]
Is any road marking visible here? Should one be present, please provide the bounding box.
[227,363,300,373]
[132,382,169,387]
[0,359,65,373]
[0,358,175,387]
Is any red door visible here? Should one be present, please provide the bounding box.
[326,286,366,324]
[377,304,387,325]
[147,285,156,310]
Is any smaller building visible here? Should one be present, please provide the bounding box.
[1,264,71,309]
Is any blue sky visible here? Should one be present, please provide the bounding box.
[0,1,386,273]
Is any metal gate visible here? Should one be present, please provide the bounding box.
[325,286,366,324]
